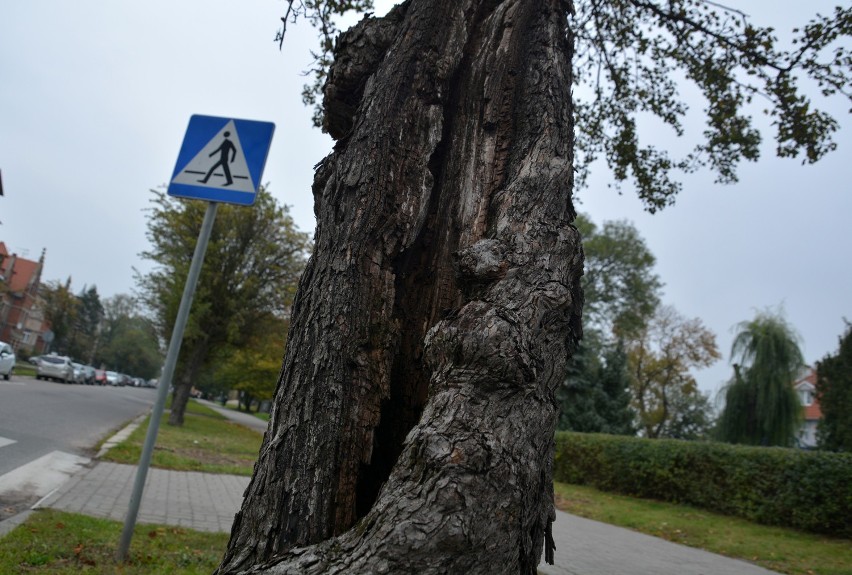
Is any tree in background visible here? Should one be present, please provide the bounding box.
[558,214,659,434]
[816,322,852,451]
[216,315,289,412]
[217,2,851,572]
[716,311,804,447]
[40,277,78,355]
[559,334,635,435]
[657,381,715,440]
[95,293,162,379]
[137,187,310,426]
[628,305,720,439]
[66,285,104,363]
[575,214,662,338]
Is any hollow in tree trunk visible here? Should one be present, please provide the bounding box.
[218,0,582,572]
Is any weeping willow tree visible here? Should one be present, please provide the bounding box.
[716,311,804,447]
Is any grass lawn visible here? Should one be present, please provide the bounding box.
[554,482,852,575]
[0,509,227,574]
[101,400,263,476]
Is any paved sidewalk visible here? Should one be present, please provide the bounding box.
[540,509,781,575]
[38,462,248,533]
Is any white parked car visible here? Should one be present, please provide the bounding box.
[36,354,75,383]
[0,341,16,381]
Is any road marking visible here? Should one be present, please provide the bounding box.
[0,450,90,498]
[0,436,16,448]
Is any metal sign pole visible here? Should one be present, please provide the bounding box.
[116,201,219,562]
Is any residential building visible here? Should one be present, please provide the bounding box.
[0,242,48,354]
[793,367,822,448]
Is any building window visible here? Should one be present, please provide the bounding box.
[798,389,814,406]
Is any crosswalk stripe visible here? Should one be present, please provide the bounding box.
[0,436,17,448]
[0,450,90,497]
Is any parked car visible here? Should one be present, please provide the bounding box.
[0,341,16,381]
[72,362,87,384]
[28,354,44,366]
[80,364,96,384]
[94,369,108,385]
[36,354,75,383]
[106,371,120,386]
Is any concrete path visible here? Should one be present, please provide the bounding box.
[539,509,781,575]
[197,399,269,434]
[2,402,783,574]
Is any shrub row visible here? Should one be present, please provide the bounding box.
[553,431,852,538]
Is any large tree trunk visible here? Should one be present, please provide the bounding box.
[218,0,581,573]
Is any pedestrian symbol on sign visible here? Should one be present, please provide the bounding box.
[198,131,237,186]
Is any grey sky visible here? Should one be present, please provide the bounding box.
[1,1,849,398]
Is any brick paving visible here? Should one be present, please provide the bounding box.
[39,462,248,533]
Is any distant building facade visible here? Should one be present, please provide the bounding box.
[0,242,49,354]
[793,367,822,448]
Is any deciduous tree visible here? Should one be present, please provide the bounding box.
[40,277,78,355]
[96,294,162,379]
[217,1,850,572]
[716,311,804,447]
[67,285,104,363]
[216,315,289,412]
[137,187,310,426]
[628,305,719,438]
[557,214,660,435]
[575,213,662,338]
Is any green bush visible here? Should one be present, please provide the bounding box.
[554,432,852,537]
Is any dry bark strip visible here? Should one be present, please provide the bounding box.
[217,1,582,573]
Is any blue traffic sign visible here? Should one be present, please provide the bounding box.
[168,115,275,206]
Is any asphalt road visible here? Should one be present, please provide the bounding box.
[0,375,156,477]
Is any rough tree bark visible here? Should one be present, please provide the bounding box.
[217,0,582,572]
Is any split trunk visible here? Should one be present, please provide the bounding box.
[218,0,582,572]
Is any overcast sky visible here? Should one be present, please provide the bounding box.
[1,1,849,398]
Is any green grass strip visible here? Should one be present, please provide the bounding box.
[101,401,262,476]
[0,509,227,574]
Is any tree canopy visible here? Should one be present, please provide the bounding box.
[558,213,660,435]
[40,277,78,356]
[575,213,662,338]
[137,187,310,425]
[716,310,804,447]
[816,322,852,451]
[288,0,852,212]
[95,294,162,379]
[628,305,720,438]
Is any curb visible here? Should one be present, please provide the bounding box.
[96,413,148,458]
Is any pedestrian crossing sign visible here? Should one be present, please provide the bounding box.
[168,115,275,206]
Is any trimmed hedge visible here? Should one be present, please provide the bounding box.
[554,432,852,538]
